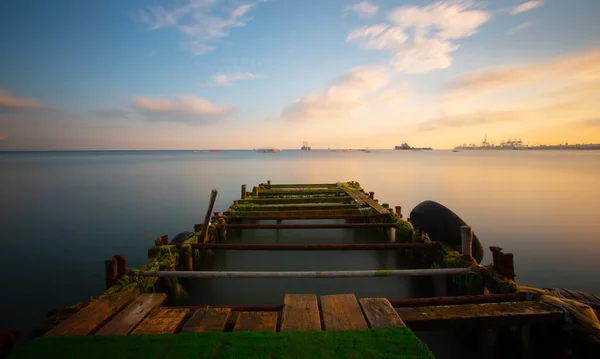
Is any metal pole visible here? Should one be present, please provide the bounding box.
[200,189,218,243]
[222,223,396,229]
[224,214,390,220]
[181,243,442,251]
[137,268,471,278]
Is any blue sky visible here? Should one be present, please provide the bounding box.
[1,0,599,150]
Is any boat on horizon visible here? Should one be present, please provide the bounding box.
[301,141,311,151]
[254,148,282,153]
[394,142,432,151]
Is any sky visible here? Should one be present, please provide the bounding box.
[1,0,599,150]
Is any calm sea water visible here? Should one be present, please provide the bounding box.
[1,149,600,343]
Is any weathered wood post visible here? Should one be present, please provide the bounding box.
[194,224,203,233]
[395,206,402,218]
[502,253,516,280]
[374,199,379,203]
[155,235,168,246]
[114,255,127,278]
[490,246,504,274]
[267,180,271,185]
[382,203,389,208]
[246,191,251,198]
[200,189,219,243]
[241,184,247,199]
[104,258,117,290]
[369,192,375,199]
[180,246,193,271]
[387,226,396,243]
[252,186,259,197]
[460,225,473,260]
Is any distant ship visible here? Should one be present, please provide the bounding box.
[394,142,432,150]
[301,141,311,151]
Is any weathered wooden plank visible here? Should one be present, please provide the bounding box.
[45,288,138,336]
[320,294,368,331]
[359,298,405,328]
[131,308,189,334]
[281,294,321,332]
[181,307,232,332]
[354,191,392,215]
[238,197,352,205]
[339,187,366,206]
[255,189,345,196]
[261,184,338,189]
[233,312,278,332]
[95,293,167,335]
[395,301,563,331]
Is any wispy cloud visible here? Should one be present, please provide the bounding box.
[346,1,491,74]
[136,0,260,55]
[0,90,44,113]
[508,21,534,35]
[346,2,379,17]
[583,118,600,127]
[200,72,265,86]
[511,1,544,15]
[131,95,234,125]
[281,67,410,121]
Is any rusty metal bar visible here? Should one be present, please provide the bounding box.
[233,204,359,211]
[261,183,338,188]
[182,243,442,251]
[223,214,389,220]
[389,293,528,308]
[222,223,396,229]
[137,268,472,278]
[228,209,364,216]
[238,196,353,205]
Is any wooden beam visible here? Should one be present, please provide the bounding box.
[281,294,321,332]
[226,209,363,217]
[354,191,392,215]
[233,312,277,332]
[255,189,345,196]
[231,204,360,212]
[181,308,232,333]
[339,187,366,206]
[395,301,563,331]
[359,298,405,328]
[45,288,137,336]
[131,308,190,334]
[320,294,368,331]
[95,294,166,335]
[261,184,338,189]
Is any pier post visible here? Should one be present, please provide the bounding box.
[395,206,402,218]
[460,225,473,260]
[369,192,375,199]
[233,200,238,206]
[155,235,168,246]
[246,191,251,198]
[200,189,219,243]
[194,224,203,233]
[252,186,260,197]
[387,227,396,243]
[104,259,117,290]
[114,255,127,278]
[241,184,247,199]
[502,253,516,280]
[382,203,389,209]
[267,180,271,185]
[180,246,193,271]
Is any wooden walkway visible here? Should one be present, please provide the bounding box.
[44,292,563,337]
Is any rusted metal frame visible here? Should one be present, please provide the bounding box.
[237,196,353,205]
[222,223,396,229]
[256,189,345,197]
[227,209,365,216]
[260,183,338,189]
[137,268,472,278]
[389,293,528,308]
[232,204,362,212]
[223,214,389,220]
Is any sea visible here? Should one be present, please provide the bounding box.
[1,149,599,356]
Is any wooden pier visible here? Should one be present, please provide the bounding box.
[44,292,563,336]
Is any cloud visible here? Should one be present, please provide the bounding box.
[200,72,265,86]
[449,48,600,96]
[136,0,259,55]
[510,1,544,15]
[281,67,409,121]
[131,95,234,125]
[346,2,379,17]
[0,134,6,141]
[90,108,133,119]
[346,1,491,73]
[508,20,534,35]
[0,90,44,113]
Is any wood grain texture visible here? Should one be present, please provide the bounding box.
[395,301,563,330]
[339,187,366,206]
[131,308,189,334]
[280,294,321,332]
[181,307,232,333]
[320,294,368,331]
[354,191,393,215]
[233,312,277,332]
[45,288,137,336]
[359,298,405,328]
[95,294,166,335]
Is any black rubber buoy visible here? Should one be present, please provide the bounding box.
[410,200,484,263]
